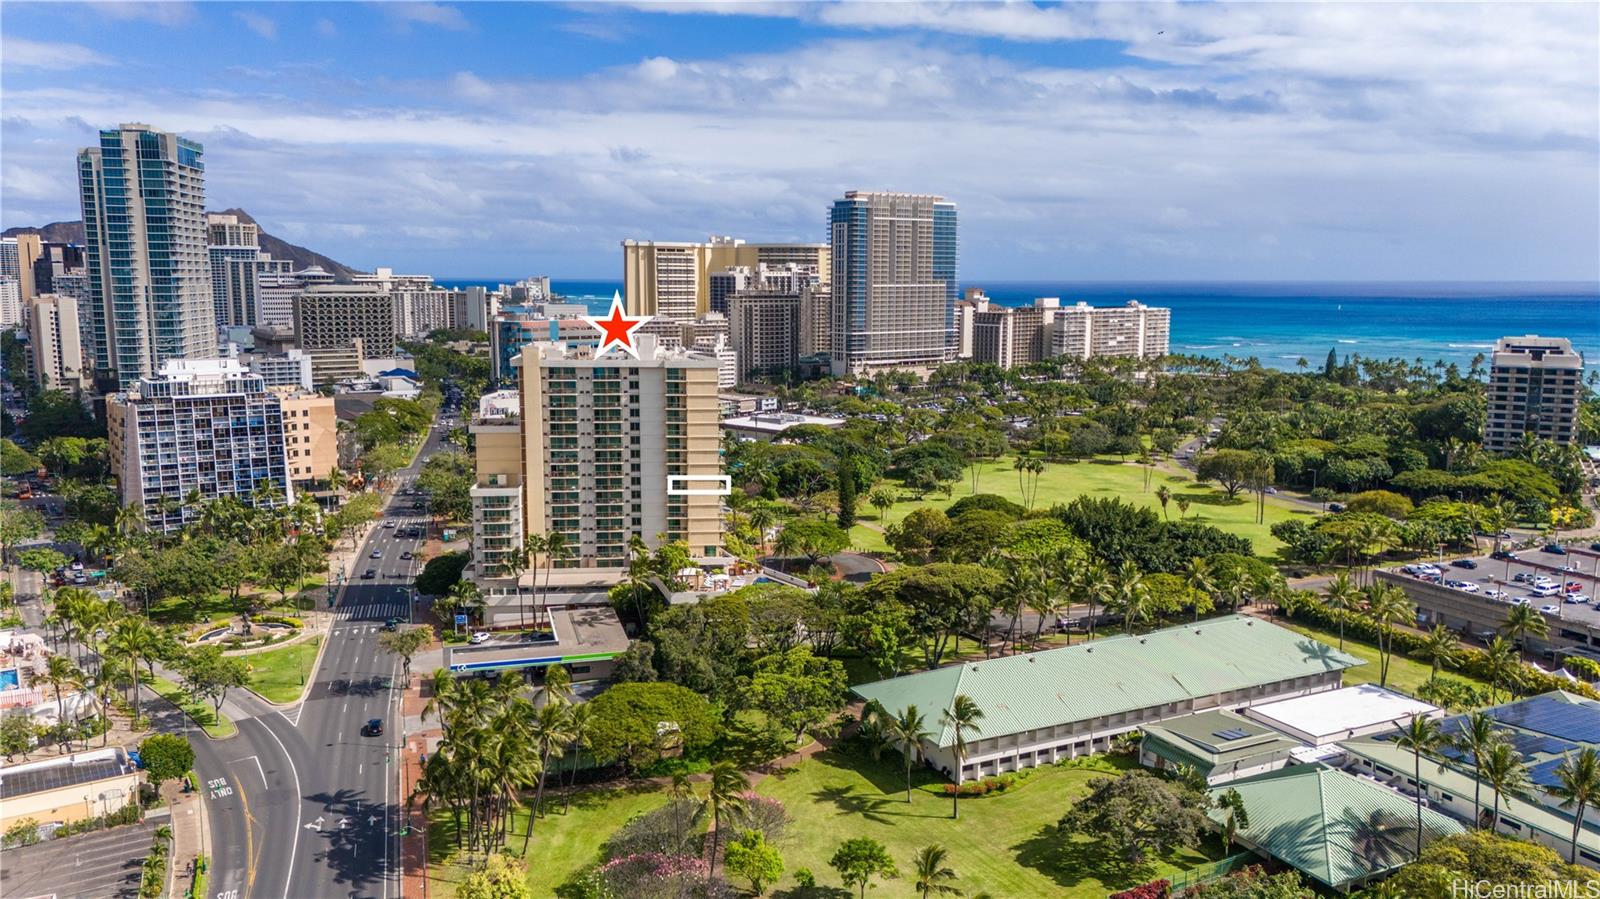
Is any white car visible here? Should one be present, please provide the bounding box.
[1567,594,1592,605]
[1455,582,1480,593]
[1534,576,1557,588]
[1541,605,1561,615]
[1417,564,1442,575]
[384,520,396,528]
[1531,584,1561,597]
[1510,597,1531,606]
[469,631,491,645]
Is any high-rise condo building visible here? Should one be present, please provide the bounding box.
[956,294,1061,369]
[470,336,723,580]
[28,293,88,392]
[622,237,829,320]
[257,265,333,331]
[1049,301,1171,360]
[294,284,396,356]
[31,243,86,295]
[0,279,20,330]
[78,124,216,386]
[709,266,753,315]
[207,213,291,328]
[275,388,337,488]
[729,290,802,383]
[1483,335,1585,453]
[355,268,453,336]
[828,191,958,375]
[105,358,290,533]
[1,235,42,301]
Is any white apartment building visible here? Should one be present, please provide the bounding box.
[244,348,314,392]
[294,284,396,357]
[256,265,333,331]
[956,294,1061,369]
[28,293,88,391]
[1484,335,1585,453]
[1050,300,1171,360]
[470,336,724,580]
[0,278,20,330]
[106,358,291,533]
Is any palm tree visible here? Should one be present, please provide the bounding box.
[1453,712,1504,828]
[1113,560,1148,635]
[105,616,157,723]
[29,655,84,752]
[1322,572,1361,650]
[868,486,897,525]
[939,695,984,819]
[888,705,932,803]
[514,533,544,629]
[706,761,749,881]
[1483,638,1520,703]
[1550,747,1600,864]
[1414,625,1460,684]
[1365,583,1413,687]
[1183,556,1215,623]
[522,700,574,852]
[1215,788,1249,854]
[539,532,571,630]
[1501,604,1549,665]
[561,703,592,814]
[1175,497,1191,520]
[912,844,960,898]
[540,664,574,706]
[1393,716,1446,858]
[1481,741,1530,833]
[1154,485,1172,520]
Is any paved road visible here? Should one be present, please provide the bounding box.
[0,820,153,899]
[190,427,441,899]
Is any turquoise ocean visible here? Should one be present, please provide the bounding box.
[439,279,1599,373]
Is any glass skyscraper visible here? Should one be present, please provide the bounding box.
[79,124,216,386]
[828,191,957,375]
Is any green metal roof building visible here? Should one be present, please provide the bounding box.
[852,615,1363,783]
[1140,709,1303,785]
[1209,765,1464,893]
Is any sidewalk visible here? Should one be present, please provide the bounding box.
[399,667,440,899]
[168,784,208,899]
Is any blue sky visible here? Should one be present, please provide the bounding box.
[3,1,1597,281]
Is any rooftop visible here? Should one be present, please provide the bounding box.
[852,616,1363,748]
[1140,709,1301,769]
[1210,765,1464,889]
[0,747,135,801]
[1243,685,1438,742]
[721,412,847,432]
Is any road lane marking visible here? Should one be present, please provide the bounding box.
[257,718,303,899]
[231,755,267,788]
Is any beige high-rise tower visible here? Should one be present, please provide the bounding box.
[470,335,724,582]
[622,236,829,320]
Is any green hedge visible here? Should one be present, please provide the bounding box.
[1279,592,1600,702]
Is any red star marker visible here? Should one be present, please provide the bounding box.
[584,291,652,358]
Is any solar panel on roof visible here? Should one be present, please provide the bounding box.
[1529,758,1568,789]
[1488,696,1600,745]
[1506,731,1581,759]
[1214,728,1251,741]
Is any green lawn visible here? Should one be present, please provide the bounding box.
[1278,620,1492,699]
[756,748,1220,897]
[427,785,671,897]
[871,455,1310,555]
[147,574,329,624]
[148,675,236,738]
[245,637,322,703]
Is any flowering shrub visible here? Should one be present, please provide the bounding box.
[1111,880,1170,899]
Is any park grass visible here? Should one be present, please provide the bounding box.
[244,636,322,703]
[1278,620,1492,698]
[146,574,330,624]
[848,522,890,553]
[426,784,671,897]
[760,749,1220,897]
[873,454,1309,555]
[148,675,237,739]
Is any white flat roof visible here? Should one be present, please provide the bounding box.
[1245,684,1438,740]
[721,413,845,432]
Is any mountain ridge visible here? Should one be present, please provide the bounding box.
[2,209,364,280]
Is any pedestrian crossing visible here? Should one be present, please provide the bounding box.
[335,600,409,621]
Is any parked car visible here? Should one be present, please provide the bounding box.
[1510,597,1531,606]
[1565,594,1591,604]
[362,718,384,737]
[1535,576,1557,588]
[1567,582,1585,593]
[382,618,400,631]
[1532,584,1561,597]
[1327,502,1346,513]
[1451,559,1479,570]
[1513,572,1534,584]
[1541,605,1561,615]
[1484,589,1509,601]
[1491,551,1518,561]
[1544,544,1568,555]
[469,631,491,645]
[1589,542,1600,553]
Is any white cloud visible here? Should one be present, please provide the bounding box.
[234,11,278,40]
[382,2,470,32]
[1,37,112,71]
[316,18,338,38]
[88,2,196,25]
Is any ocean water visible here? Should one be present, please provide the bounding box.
[441,278,1599,371]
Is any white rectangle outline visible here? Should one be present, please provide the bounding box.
[667,475,733,496]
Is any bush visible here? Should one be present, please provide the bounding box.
[1111,880,1170,899]
[936,770,1027,798]
[3,817,42,848]
[253,615,304,628]
[415,551,469,596]
[603,799,706,860]
[1566,656,1600,681]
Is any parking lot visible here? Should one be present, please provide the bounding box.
[0,821,154,899]
[1395,543,1600,629]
